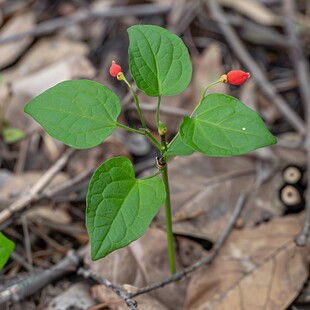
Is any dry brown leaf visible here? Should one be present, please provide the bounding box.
[273,133,306,166]
[219,0,282,26]
[192,42,228,104]
[12,55,96,99]
[156,152,286,241]
[46,282,96,310]
[5,55,95,131]
[0,11,35,69]
[186,214,309,310]
[0,171,68,209]
[25,206,72,225]
[9,36,89,78]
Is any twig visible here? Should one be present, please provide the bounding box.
[0,247,86,304]
[0,148,76,224]
[77,268,139,310]
[0,4,171,45]
[206,0,305,135]
[283,0,310,246]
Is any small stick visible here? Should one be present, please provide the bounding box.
[78,268,139,310]
[0,247,86,304]
[0,148,76,224]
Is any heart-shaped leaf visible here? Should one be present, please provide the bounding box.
[24,80,121,149]
[165,135,194,161]
[180,94,277,156]
[128,25,192,97]
[0,233,15,270]
[86,156,166,260]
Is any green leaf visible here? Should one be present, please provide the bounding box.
[3,127,25,143]
[128,25,192,97]
[86,156,165,260]
[165,135,194,161]
[0,233,15,270]
[24,80,121,149]
[180,94,277,156]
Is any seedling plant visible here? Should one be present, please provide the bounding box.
[24,25,276,276]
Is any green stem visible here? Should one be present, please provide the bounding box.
[146,130,163,150]
[142,169,162,180]
[156,96,162,126]
[116,122,145,135]
[160,134,176,276]
[162,165,176,276]
[121,75,147,129]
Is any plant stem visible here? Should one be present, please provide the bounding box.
[160,134,176,276]
[156,96,162,126]
[121,75,147,129]
[116,122,145,135]
[162,164,176,276]
[146,131,163,150]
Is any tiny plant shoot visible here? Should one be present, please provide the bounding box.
[24,25,276,276]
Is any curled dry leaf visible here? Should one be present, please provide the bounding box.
[186,214,309,310]
[0,11,35,69]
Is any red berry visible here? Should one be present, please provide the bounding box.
[226,70,250,85]
[109,61,122,77]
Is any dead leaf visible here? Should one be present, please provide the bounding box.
[220,0,282,26]
[25,206,71,225]
[0,171,68,209]
[156,152,286,242]
[192,42,228,104]
[0,11,35,69]
[11,36,89,78]
[274,133,306,166]
[185,214,309,310]
[46,282,96,310]
[5,55,95,131]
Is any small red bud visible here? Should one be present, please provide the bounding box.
[226,70,250,85]
[109,61,122,78]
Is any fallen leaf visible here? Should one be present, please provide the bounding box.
[10,36,89,78]
[0,11,35,69]
[156,152,286,242]
[46,282,96,310]
[220,0,282,26]
[0,171,68,209]
[186,214,309,310]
